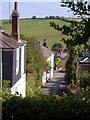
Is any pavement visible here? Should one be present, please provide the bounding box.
[42,71,66,95]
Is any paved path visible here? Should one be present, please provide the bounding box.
[42,71,66,95]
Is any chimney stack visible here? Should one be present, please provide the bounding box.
[11,2,20,41]
[43,39,47,47]
[38,40,41,45]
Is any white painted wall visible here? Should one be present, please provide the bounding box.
[50,54,54,78]
[47,54,54,78]
[11,74,26,97]
[42,53,54,85]
[16,48,19,75]
[11,45,26,97]
[21,46,24,76]
[42,71,47,85]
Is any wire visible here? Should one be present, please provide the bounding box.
[20,2,62,15]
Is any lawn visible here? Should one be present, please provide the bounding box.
[2,19,70,49]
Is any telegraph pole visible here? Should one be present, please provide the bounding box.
[8,0,11,23]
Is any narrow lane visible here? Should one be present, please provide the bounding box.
[42,71,66,95]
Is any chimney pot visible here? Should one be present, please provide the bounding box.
[43,39,47,47]
[15,2,18,10]
[38,40,41,45]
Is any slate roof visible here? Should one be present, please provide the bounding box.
[77,51,90,64]
[0,32,27,49]
[41,46,54,58]
[56,52,67,59]
[80,57,90,63]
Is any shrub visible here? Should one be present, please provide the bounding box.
[2,93,90,120]
[80,72,90,90]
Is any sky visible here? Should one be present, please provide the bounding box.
[0,0,75,20]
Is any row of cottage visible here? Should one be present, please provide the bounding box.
[0,2,90,97]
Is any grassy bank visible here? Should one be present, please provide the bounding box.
[2,19,70,49]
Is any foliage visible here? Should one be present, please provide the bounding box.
[55,59,62,66]
[2,93,90,120]
[1,80,90,120]
[61,2,90,20]
[80,72,90,90]
[32,16,36,19]
[48,16,56,19]
[0,80,13,102]
[65,53,77,84]
[21,35,51,96]
[26,37,46,72]
[60,1,90,47]
[49,1,90,85]
[51,43,63,52]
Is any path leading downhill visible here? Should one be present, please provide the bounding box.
[42,71,66,95]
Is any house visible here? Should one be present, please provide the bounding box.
[76,50,90,82]
[41,40,54,85]
[54,50,69,71]
[77,51,90,74]
[0,2,27,97]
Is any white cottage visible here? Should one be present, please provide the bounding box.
[0,2,27,97]
[41,41,54,85]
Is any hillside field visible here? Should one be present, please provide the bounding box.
[2,19,70,49]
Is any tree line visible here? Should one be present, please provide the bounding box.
[32,16,65,19]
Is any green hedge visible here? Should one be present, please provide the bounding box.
[2,93,90,120]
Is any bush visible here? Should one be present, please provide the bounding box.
[20,35,51,96]
[80,72,90,90]
[51,43,63,52]
[2,93,90,120]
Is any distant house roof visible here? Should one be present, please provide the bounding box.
[41,46,54,58]
[55,52,68,60]
[0,32,27,49]
[57,52,67,59]
[80,57,90,63]
[77,51,90,64]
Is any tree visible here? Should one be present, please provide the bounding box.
[56,16,60,19]
[50,1,90,84]
[61,2,90,21]
[20,35,51,96]
[51,43,63,52]
[49,16,55,19]
[45,16,49,19]
[60,1,90,46]
[60,1,90,84]
[32,16,36,19]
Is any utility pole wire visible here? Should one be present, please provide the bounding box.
[8,0,11,23]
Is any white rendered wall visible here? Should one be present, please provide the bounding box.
[11,74,26,97]
[42,71,47,85]
[21,46,24,76]
[42,53,54,85]
[11,45,26,97]
[50,54,54,78]
[47,54,54,78]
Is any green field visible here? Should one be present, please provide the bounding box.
[2,19,70,49]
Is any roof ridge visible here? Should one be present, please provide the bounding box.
[41,46,53,53]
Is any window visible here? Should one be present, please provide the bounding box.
[21,46,24,76]
[16,48,19,75]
